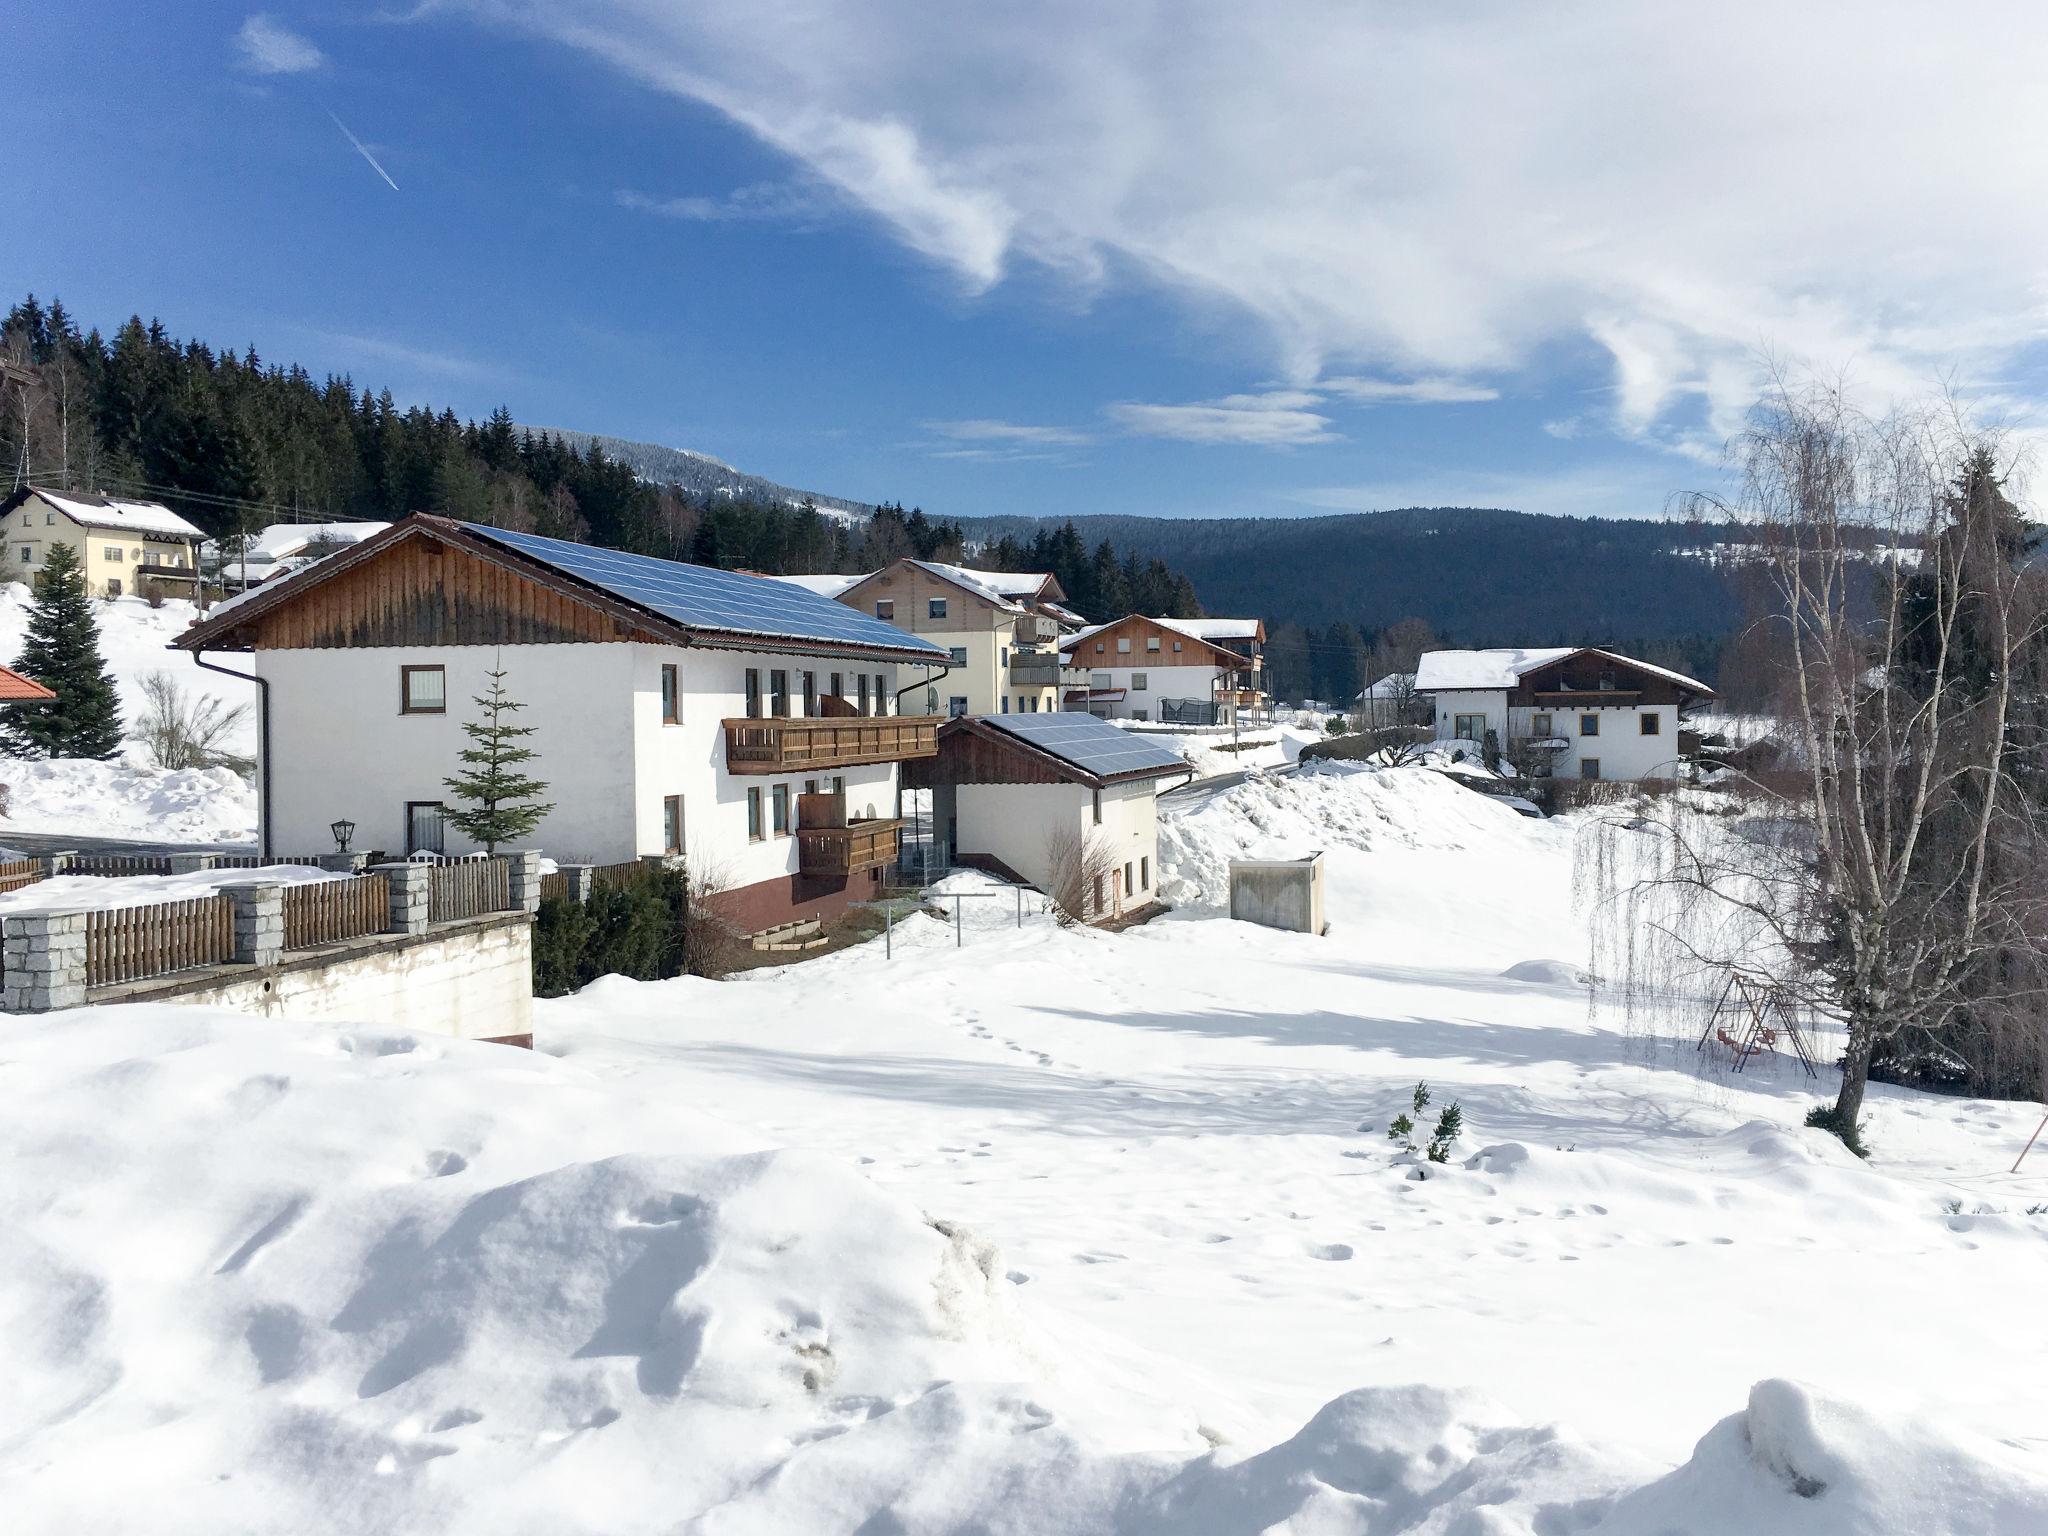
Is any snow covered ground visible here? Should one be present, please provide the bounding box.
[0,861,341,915]
[4,764,2045,1531]
[1112,718,1321,779]
[0,586,259,845]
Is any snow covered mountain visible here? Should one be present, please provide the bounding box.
[518,427,873,522]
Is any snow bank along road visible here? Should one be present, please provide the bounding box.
[4,765,2045,1533]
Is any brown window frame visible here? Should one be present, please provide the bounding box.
[661,663,680,724]
[663,794,684,855]
[744,668,763,719]
[747,787,764,842]
[1640,712,1661,735]
[401,664,447,715]
[1580,758,1601,780]
[1580,713,1599,737]
[771,783,791,836]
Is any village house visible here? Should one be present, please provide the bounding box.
[0,487,206,599]
[201,520,390,590]
[1413,646,1716,781]
[1061,614,1267,724]
[173,514,953,935]
[903,712,1189,922]
[828,560,1084,718]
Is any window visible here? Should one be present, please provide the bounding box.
[663,795,684,855]
[948,647,968,667]
[405,801,446,855]
[857,675,872,714]
[747,788,764,841]
[1131,672,1148,690]
[1091,789,1103,825]
[104,545,124,562]
[1580,758,1601,780]
[928,597,948,619]
[1092,872,1106,913]
[660,664,680,724]
[744,669,763,719]
[948,696,968,718]
[873,674,885,713]
[1001,696,1010,713]
[1641,713,1661,735]
[44,511,54,525]
[1580,714,1599,737]
[1001,646,1010,666]
[769,670,790,718]
[801,671,817,715]
[1531,712,1553,737]
[804,779,819,795]
[1124,862,1134,898]
[829,670,843,700]
[1093,641,1105,654]
[771,784,790,835]
[1091,670,1111,687]
[831,775,844,795]
[16,546,29,563]
[1453,713,1485,741]
[1117,637,1132,653]
[876,599,895,620]
[1146,636,1160,652]
[401,665,446,714]
[1172,640,1183,653]
[1140,855,1150,891]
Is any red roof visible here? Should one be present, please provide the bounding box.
[0,665,54,702]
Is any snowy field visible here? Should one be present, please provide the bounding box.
[0,586,259,845]
[4,765,2045,1532]
[1112,718,1321,778]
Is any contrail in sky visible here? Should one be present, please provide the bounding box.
[326,110,399,191]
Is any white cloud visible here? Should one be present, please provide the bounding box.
[449,2,2048,442]
[617,182,828,225]
[1108,391,1335,446]
[1319,376,1499,405]
[234,13,324,75]
[923,419,1096,446]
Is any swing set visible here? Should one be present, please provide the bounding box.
[1696,972,1821,1079]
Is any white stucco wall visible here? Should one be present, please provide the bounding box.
[259,642,907,883]
[1076,662,1230,722]
[954,776,1160,916]
[1428,688,1682,781]
[151,918,534,1041]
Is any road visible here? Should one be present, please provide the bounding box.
[0,830,257,858]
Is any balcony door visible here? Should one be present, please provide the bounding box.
[406,800,446,855]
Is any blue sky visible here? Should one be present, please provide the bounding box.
[10,4,2048,523]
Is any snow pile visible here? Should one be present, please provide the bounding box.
[0,861,339,915]
[1117,719,1320,778]
[1158,761,1562,908]
[9,1005,2043,1533]
[0,757,257,845]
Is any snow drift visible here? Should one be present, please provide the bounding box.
[3,1005,2041,1533]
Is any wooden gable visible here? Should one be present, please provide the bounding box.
[1068,615,1236,668]
[234,531,668,650]
[902,720,1087,789]
[1508,651,1703,707]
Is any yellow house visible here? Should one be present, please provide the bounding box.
[0,488,207,599]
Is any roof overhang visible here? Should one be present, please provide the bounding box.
[934,715,1187,789]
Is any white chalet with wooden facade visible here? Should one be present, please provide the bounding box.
[1414,646,1716,782]
[175,515,953,935]
[1061,614,1267,724]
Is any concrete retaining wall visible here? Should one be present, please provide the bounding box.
[1229,853,1326,935]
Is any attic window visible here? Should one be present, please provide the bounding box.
[929,597,947,619]
[1172,640,1182,652]
[1147,636,1160,651]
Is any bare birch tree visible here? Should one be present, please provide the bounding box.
[1582,376,2048,1148]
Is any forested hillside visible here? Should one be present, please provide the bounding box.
[0,296,1195,620]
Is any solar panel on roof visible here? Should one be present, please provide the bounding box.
[462,524,947,657]
[982,712,1189,778]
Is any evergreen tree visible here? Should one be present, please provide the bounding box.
[0,543,123,760]
[441,662,554,853]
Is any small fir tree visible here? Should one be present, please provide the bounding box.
[0,543,123,760]
[441,661,553,853]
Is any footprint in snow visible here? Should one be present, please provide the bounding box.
[1308,1242,1355,1261]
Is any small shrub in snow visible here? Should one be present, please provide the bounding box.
[1384,1081,1465,1164]
[134,671,252,773]
[1805,1102,1870,1159]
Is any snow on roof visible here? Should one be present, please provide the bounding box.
[909,561,1029,613]
[240,521,388,561]
[34,490,205,540]
[769,573,864,599]
[1040,601,1086,629]
[1415,647,1713,695]
[1356,671,1413,700]
[1158,616,1261,642]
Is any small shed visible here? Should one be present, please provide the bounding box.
[1228,852,1326,935]
[903,713,1191,922]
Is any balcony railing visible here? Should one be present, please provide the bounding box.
[797,817,904,877]
[1217,688,1265,707]
[1008,651,1074,687]
[1014,613,1060,644]
[723,714,940,774]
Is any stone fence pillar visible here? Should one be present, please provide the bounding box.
[167,852,217,876]
[318,852,369,874]
[560,865,595,904]
[40,851,78,878]
[2,910,89,1012]
[506,851,543,915]
[220,882,284,967]
[378,863,433,934]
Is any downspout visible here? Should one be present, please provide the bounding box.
[193,650,270,861]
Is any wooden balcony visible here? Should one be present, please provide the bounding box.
[1218,688,1265,707]
[723,714,940,774]
[794,791,903,876]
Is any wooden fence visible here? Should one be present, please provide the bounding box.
[282,874,391,950]
[537,859,650,905]
[84,895,235,987]
[69,854,173,879]
[539,871,568,903]
[214,853,328,871]
[430,858,510,924]
[0,857,44,894]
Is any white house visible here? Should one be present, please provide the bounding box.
[1414,646,1716,781]
[1061,614,1267,724]
[175,514,953,935]
[903,712,1190,921]
[202,520,390,590]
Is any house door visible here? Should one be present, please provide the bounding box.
[405,801,446,855]
[106,578,122,598]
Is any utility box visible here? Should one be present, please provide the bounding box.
[1228,852,1326,935]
